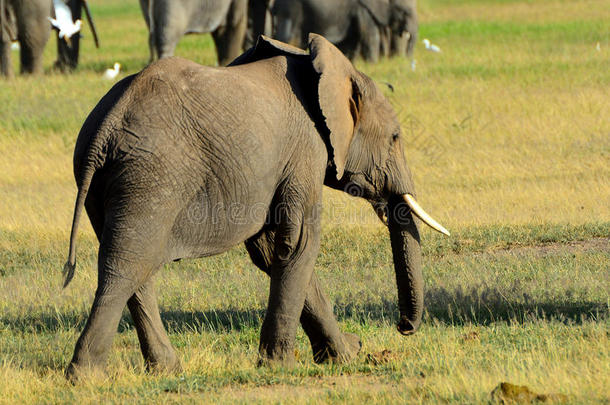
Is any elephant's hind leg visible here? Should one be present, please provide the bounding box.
[66,264,139,382]
[300,274,361,364]
[127,278,180,373]
[66,235,164,381]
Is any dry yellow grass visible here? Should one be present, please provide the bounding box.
[0,0,608,403]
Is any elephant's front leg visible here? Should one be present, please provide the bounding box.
[259,212,320,364]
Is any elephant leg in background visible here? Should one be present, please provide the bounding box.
[391,31,410,58]
[127,278,181,373]
[1,0,14,77]
[212,0,248,66]
[0,40,10,77]
[55,0,81,72]
[0,26,12,77]
[246,228,361,364]
[153,23,183,60]
[355,6,380,63]
[245,0,271,49]
[379,26,391,59]
[13,0,51,74]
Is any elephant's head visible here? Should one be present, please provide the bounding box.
[309,33,447,335]
[390,0,418,56]
[232,34,448,336]
[359,0,418,57]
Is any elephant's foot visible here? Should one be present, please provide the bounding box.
[65,360,107,384]
[258,339,297,367]
[312,332,362,364]
[144,347,182,374]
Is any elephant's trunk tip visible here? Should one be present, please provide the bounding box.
[62,260,76,289]
[396,315,420,336]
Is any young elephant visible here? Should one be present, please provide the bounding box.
[63,34,449,380]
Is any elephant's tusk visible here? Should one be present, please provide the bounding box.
[402,194,450,236]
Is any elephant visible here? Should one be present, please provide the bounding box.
[0,0,99,77]
[62,34,449,380]
[378,0,417,59]
[139,0,249,66]
[1,0,52,76]
[272,0,417,63]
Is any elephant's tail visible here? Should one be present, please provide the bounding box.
[62,166,95,289]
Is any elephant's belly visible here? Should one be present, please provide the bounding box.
[167,192,271,260]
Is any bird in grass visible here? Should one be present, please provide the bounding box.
[596,42,601,52]
[422,38,441,53]
[411,59,416,71]
[48,0,82,42]
[103,63,121,80]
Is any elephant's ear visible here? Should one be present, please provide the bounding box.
[309,33,361,180]
[229,35,307,66]
[358,0,391,26]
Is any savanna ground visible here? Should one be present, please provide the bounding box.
[0,0,608,403]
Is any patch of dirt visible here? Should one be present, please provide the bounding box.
[491,382,568,404]
[365,349,399,365]
[492,238,609,258]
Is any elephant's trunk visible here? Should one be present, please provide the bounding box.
[387,195,423,335]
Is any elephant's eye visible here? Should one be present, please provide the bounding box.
[392,133,400,142]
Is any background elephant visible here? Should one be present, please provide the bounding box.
[272,0,417,63]
[378,0,417,59]
[62,34,448,380]
[139,0,248,66]
[1,0,52,77]
[0,0,98,77]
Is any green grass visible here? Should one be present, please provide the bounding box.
[0,0,609,403]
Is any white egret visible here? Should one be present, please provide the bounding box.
[422,38,441,53]
[103,63,121,80]
[48,0,82,41]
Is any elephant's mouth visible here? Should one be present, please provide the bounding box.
[373,195,449,236]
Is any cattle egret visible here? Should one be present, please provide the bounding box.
[411,59,416,71]
[48,0,82,40]
[422,38,441,53]
[103,63,121,80]
[596,42,601,52]
[11,42,20,51]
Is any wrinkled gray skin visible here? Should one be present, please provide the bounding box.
[64,34,425,381]
[139,0,248,66]
[1,0,52,77]
[272,0,417,63]
[1,0,95,77]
